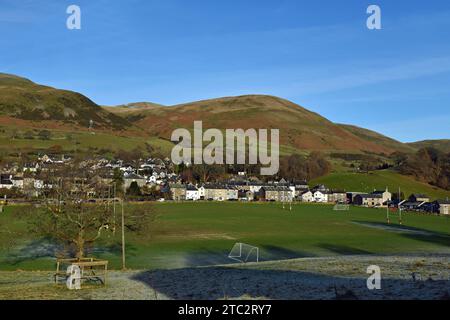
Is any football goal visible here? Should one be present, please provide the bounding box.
[333,204,350,211]
[228,243,259,263]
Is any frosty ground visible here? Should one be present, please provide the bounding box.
[1,255,449,300]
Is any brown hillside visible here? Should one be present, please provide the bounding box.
[109,95,405,154]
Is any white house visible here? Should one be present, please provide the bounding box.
[437,200,450,215]
[23,163,39,173]
[301,190,314,202]
[198,186,206,199]
[186,185,200,201]
[249,184,263,194]
[289,186,296,199]
[313,190,328,203]
[12,177,24,189]
[227,188,239,201]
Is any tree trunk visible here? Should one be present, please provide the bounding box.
[76,231,85,260]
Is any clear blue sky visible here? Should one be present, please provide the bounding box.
[1,0,449,142]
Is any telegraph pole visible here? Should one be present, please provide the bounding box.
[399,187,403,225]
[121,199,126,270]
[113,183,116,235]
[386,203,390,224]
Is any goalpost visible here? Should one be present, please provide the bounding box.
[333,204,350,211]
[228,243,259,263]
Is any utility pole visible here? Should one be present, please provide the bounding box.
[121,199,126,270]
[399,187,403,225]
[113,183,116,235]
[386,204,390,224]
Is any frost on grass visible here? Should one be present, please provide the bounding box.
[0,255,449,300]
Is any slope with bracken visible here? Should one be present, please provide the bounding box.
[107,95,409,155]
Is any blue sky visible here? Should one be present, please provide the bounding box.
[1,0,449,142]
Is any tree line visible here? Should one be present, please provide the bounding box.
[395,148,450,190]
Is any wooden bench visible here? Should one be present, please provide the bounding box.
[55,258,109,287]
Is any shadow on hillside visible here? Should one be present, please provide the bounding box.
[131,266,450,300]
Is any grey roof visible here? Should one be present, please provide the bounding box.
[124,173,145,180]
[401,201,423,206]
[262,186,291,192]
[358,194,383,199]
[411,194,429,198]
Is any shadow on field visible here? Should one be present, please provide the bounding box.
[94,242,139,257]
[183,248,232,267]
[318,244,373,255]
[353,221,450,248]
[4,238,134,266]
[5,238,62,265]
[173,246,311,269]
[260,245,312,260]
[131,266,450,300]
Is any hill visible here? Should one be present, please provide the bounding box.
[0,73,130,130]
[337,124,415,154]
[2,73,448,159]
[107,95,408,155]
[407,139,450,153]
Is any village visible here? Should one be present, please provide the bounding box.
[0,153,449,215]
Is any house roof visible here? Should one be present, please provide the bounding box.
[169,183,185,189]
[411,194,429,198]
[262,186,291,192]
[401,201,424,207]
[358,194,383,199]
[124,173,145,180]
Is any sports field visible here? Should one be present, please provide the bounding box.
[0,203,449,271]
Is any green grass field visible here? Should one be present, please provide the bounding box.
[0,203,449,271]
[0,127,175,155]
[311,170,450,200]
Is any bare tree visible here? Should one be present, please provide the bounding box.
[31,161,157,260]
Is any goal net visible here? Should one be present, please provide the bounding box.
[228,243,259,263]
[333,204,350,211]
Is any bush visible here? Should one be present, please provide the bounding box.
[38,130,51,140]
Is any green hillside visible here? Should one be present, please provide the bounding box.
[407,139,450,153]
[310,170,450,200]
[0,73,130,130]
